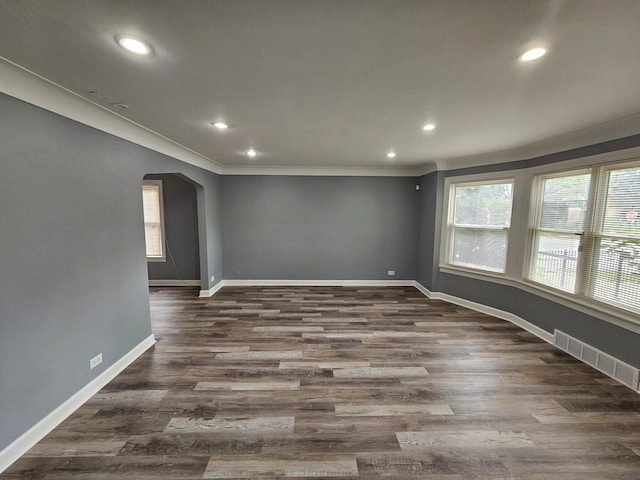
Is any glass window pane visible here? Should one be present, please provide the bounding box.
[454,182,513,227]
[451,227,508,272]
[601,166,640,236]
[142,182,164,259]
[591,237,640,313]
[142,185,161,223]
[531,233,580,292]
[144,224,162,257]
[539,174,590,231]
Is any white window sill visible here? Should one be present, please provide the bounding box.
[147,257,166,263]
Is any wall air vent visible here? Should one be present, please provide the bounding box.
[553,330,639,391]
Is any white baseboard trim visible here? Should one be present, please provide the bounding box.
[412,281,433,298]
[201,279,553,344]
[412,282,553,344]
[199,279,416,297]
[199,281,225,298]
[0,334,156,474]
[148,279,200,287]
[222,279,416,287]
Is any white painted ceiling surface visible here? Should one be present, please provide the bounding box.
[0,0,639,171]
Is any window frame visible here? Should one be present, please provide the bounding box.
[584,160,640,313]
[525,167,593,295]
[524,160,640,315]
[442,175,516,275]
[438,147,640,333]
[142,179,167,262]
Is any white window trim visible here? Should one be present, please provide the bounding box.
[440,171,520,276]
[438,145,640,333]
[142,179,167,262]
[525,167,593,296]
[526,160,640,315]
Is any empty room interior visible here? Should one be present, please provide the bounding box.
[2,1,640,478]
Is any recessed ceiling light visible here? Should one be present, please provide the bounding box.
[111,103,129,109]
[116,35,153,55]
[422,123,436,131]
[519,47,547,62]
[387,152,396,159]
[246,149,257,157]
[212,122,228,129]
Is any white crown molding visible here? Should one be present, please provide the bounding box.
[412,162,439,177]
[0,334,156,474]
[0,57,423,178]
[0,57,223,174]
[438,113,640,172]
[220,165,419,177]
[4,55,639,178]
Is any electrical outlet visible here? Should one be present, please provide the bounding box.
[387,270,396,276]
[210,275,215,282]
[89,353,103,370]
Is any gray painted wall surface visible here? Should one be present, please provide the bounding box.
[445,134,640,178]
[0,93,223,451]
[438,273,640,367]
[203,173,223,289]
[145,174,200,281]
[416,172,443,291]
[221,175,418,280]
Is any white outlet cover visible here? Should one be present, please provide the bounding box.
[387,270,396,276]
[210,275,215,282]
[90,353,103,370]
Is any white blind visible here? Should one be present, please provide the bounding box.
[587,165,640,313]
[449,180,513,272]
[142,183,164,258]
[529,172,590,292]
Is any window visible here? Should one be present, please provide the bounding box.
[588,163,640,313]
[529,170,591,292]
[528,161,640,315]
[142,180,166,261]
[446,179,514,273]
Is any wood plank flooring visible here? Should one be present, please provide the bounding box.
[4,286,640,479]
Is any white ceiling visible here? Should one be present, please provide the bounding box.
[1,0,640,171]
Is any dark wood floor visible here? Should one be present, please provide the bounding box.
[4,286,640,479]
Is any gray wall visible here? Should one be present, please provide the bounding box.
[439,273,640,368]
[416,171,443,291]
[203,173,223,288]
[0,93,223,452]
[221,175,419,280]
[417,134,640,368]
[145,173,200,281]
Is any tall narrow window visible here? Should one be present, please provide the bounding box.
[447,180,514,273]
[529,171,591,292]
[142,180,166,261]
[588,163,640,312]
